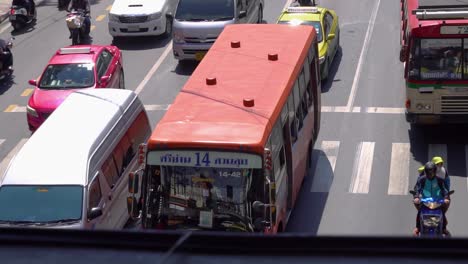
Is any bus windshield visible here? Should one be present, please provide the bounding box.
[160,166,255,232]
[408,38,468,80]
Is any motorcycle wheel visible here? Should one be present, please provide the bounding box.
[11,22,19,31]
[72,30,79,45]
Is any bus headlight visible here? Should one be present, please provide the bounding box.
[26,105,38,118]
[416,103,431,110]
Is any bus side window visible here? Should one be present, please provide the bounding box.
[293,80,304,130]
[288,92,297,144]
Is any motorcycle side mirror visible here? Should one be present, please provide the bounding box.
[28,79,37,86]
[448,190,455,195]
[409,190,416,196]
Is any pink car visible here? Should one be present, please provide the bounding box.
[27,45,124,132]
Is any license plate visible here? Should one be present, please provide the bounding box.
[195,52,206,61]
[127,26,139,32]
[10,15,16,20]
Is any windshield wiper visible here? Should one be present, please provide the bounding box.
[43,218,80,224]
[157,231,193,264]
[212,16,233,21]
[182,18,208,22]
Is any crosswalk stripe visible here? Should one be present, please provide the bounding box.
[311,141,340,192]
[388,143,410,195]
[428,144,448,169]
[349,142,375,194]
[0,138,28,182]
[0,139,4,147]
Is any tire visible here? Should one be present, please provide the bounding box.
[119,70,125,89]
[322,58,329,81]
[72,30,79,45]
[164,16,173,38]
[11,22,19,31]
[257,5,263,24]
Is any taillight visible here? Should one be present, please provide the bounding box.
[264,148,272,171]
[405,99,411,109]
[10,8,14,15]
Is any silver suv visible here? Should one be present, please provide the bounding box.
[172,0,264,62]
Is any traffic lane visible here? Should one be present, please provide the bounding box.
[89,9,173,92]
[315,0,379,107]
[351,0,405,109]
[286,112,468,235]
[0,112,30,160]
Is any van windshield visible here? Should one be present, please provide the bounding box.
[175,0,235,21]
[0,185,83,224]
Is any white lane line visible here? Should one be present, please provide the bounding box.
[346,0,382,111]
[134,42,173,95]
[144,104,171,111]
[311,141,340,192]
[366,107,405,114]
[428,144,448,170]
[388,143,410,195]
[0,139,4,147]
[0,22,10,35]
[0,138,28,182]
[321,106,349,113]
[349,141,375,194]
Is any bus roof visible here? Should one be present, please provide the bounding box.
[405,0,468,30]
[148,24,316,153]
[1,89,138,186]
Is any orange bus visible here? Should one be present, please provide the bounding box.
[128,24,321,233]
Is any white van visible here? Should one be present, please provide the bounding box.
[0,89,152,229]
[108,0,177,40]
[172,0,264,61]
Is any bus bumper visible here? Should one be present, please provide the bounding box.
[406,111,468,124]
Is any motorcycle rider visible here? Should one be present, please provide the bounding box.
[432,156,450,191]
[417,156,450,190]
[12,0,35,16]
[66,0,91,38]
[412,161,451,236]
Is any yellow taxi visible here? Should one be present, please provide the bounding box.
[277,5,340,80]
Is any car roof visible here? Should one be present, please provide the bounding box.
[48,45,106,65]
[278,6,325,22]
[1,89,138,186]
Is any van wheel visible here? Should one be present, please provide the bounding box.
[119,70,125,89]
[257,5,263,24]
[164,16,173,37]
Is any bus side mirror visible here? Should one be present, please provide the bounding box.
[128,171,139,194]
[239,10,247,18]
[127,196,140,219]
[327,33,335,41]
[88,207,103,220]
[400,45,408,62]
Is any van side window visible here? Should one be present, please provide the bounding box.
[102,157,119,187]
[128,111,151,151]
[88,177,102,209]
[112,133,132,174]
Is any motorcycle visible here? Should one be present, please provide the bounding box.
[0,38,14,82]
[66,9,89,45]
[410,190,454,237]
[9,3,36,31]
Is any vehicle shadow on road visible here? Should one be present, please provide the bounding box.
[0,77,16,95]
[174,61,198,76]
[111,36,171,51]
[10,20,38,36]
[321,47,342,93]
[408,124,468,180]
[285,149,332,234]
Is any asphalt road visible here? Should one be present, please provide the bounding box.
[0,0,467,237]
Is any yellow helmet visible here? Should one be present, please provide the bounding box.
[432,156,444,165]
[418,166,425,174]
